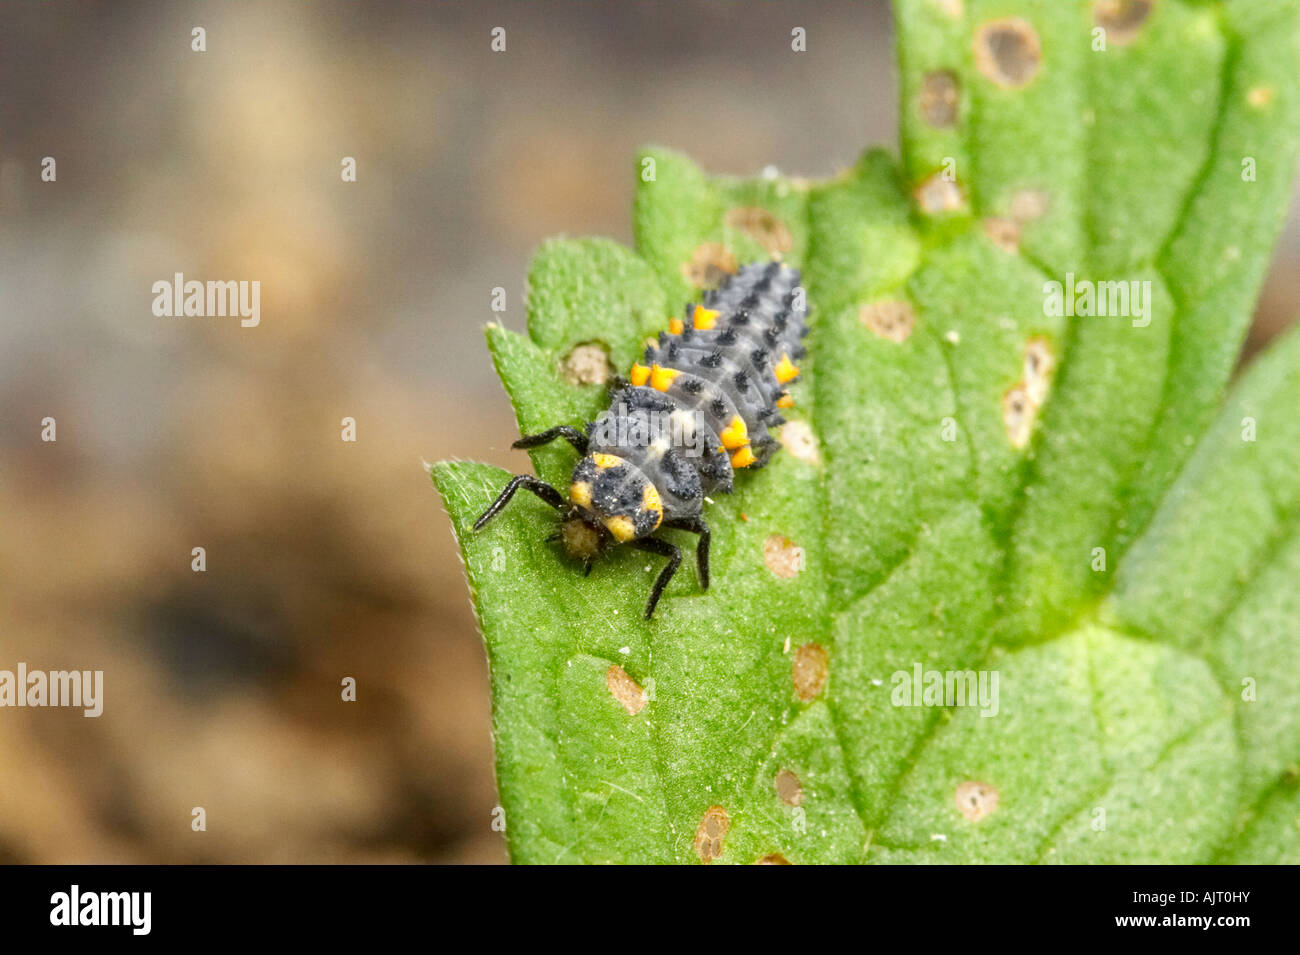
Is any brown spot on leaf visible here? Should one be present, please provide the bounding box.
[1003,385,1033,449]
[605,664,647,715]
[694,805,730,863]
[974,18,1041,89]
[859,300,915,343]
[1248,85,1275,109]
[1003,337,1056,447]
[682,243,738,290]
[724,206,793,255]
[920,70,960,128]
[764,534,805,578]
[913,171,966,215]
[792,643,829,701]
[1093,0,1152,45]
[560,341,613,386]
[1023,336,1056,406]
[779,420,819,464]
[983,217,1021,252]
[955,780,999,821]
[774,769,803,806]
[1009,188,1049,223]
[754,853,792,865]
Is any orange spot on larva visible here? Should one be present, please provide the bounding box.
[792,643,829,701]
[719,414,749,450]
[605,665,647,715]
[694,805,730,863]
[692,305,720,330]
[649,363,681,392]
[955,780,999,821]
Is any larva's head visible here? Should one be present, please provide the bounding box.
[562,452,663,560]
[557,509,607,564]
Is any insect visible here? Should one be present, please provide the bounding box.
[474,260,809,618]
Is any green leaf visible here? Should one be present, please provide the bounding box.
[432,0,1300,864]
[1107,324,1300,801]
[869,627,1238,865]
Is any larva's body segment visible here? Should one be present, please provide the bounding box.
[474,259,810,618]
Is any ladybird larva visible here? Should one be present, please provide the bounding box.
[474,260,810,618]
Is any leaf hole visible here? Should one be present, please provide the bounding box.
[681,242,738,290]
[1003,337,1056,447]
[723,206,793,255]
[1003,385,1034,449]
[605,664,647,715]
[792,643,829,701]
[974,18,1041,89]
[919,70,961,128]
[780,420,820,464]
[983,217,1021,252]
[694,805,730,863]
[1247,86,1274,109]
[955,780,999,821]
[913,172,966,215]
[560,341,614,386]
[858,300,915,343]
[1093,0,1153,45]
[1022,336,1056,406]
[764,534,805,578]
[774,768,803,806]
[1009,188,1049,223]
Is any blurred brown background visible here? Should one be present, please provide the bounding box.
[0,1,1295,864]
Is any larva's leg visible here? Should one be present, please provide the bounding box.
[667,516,710,591]
[630,536,682,620]
[473,475,566,531]
[512,425,588,454]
